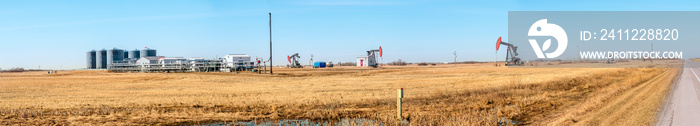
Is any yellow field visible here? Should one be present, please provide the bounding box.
[692,58,700,62]
[0,61,682,125]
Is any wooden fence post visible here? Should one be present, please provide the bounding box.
[397,88,404,121]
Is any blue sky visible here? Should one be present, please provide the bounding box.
[0,0,699,69]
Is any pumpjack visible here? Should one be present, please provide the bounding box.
[287,53,303,68]
[366,46,383,68]
[496,37,524,66]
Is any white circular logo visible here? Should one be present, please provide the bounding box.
[528,19,567,58]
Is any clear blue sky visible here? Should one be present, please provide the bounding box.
[0,0,698,69]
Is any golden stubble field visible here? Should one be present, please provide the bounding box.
[0,60,683,125]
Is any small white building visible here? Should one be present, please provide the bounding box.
[135,56,187,65]
[159,57,186,64]
[187,57,205,64]
[356,56,369,67]
[136,56,164,64]
[223,54,252,67]
[187,57,205,61]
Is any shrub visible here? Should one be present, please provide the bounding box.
[339,62,355,66]
[389,59,408,66]
[4,67,24,72]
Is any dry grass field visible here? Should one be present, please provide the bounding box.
[0,61,682,125]
[691,58,700,62]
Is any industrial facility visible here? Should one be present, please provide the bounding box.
[86,48,258,72]
[87,45,385,72]
[87,48,157,69]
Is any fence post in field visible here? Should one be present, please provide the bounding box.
[397,88,404,121]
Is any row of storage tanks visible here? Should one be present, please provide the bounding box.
[86,48,157,69]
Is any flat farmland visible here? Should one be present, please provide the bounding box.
[0,61,682,125]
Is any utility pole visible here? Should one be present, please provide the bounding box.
[454,51,457,67]
[310,54,314,68]
[577,45,579,62]
[269,13,273,74]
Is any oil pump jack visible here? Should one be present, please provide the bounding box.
[496,37,524,66]
[366,46,383,68]
[287,53,303,68]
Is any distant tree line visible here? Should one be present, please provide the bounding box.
[334,59,488,66]
[388,59,408,66]
[339,62,355,66]
[0,67,24,72]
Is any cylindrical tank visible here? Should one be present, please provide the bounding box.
[128,49,141,59]
[106,48,125,68]
[96,49,107,69]
[123,51,128,59]
[140,48,156,57]
[86,50,96,69]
